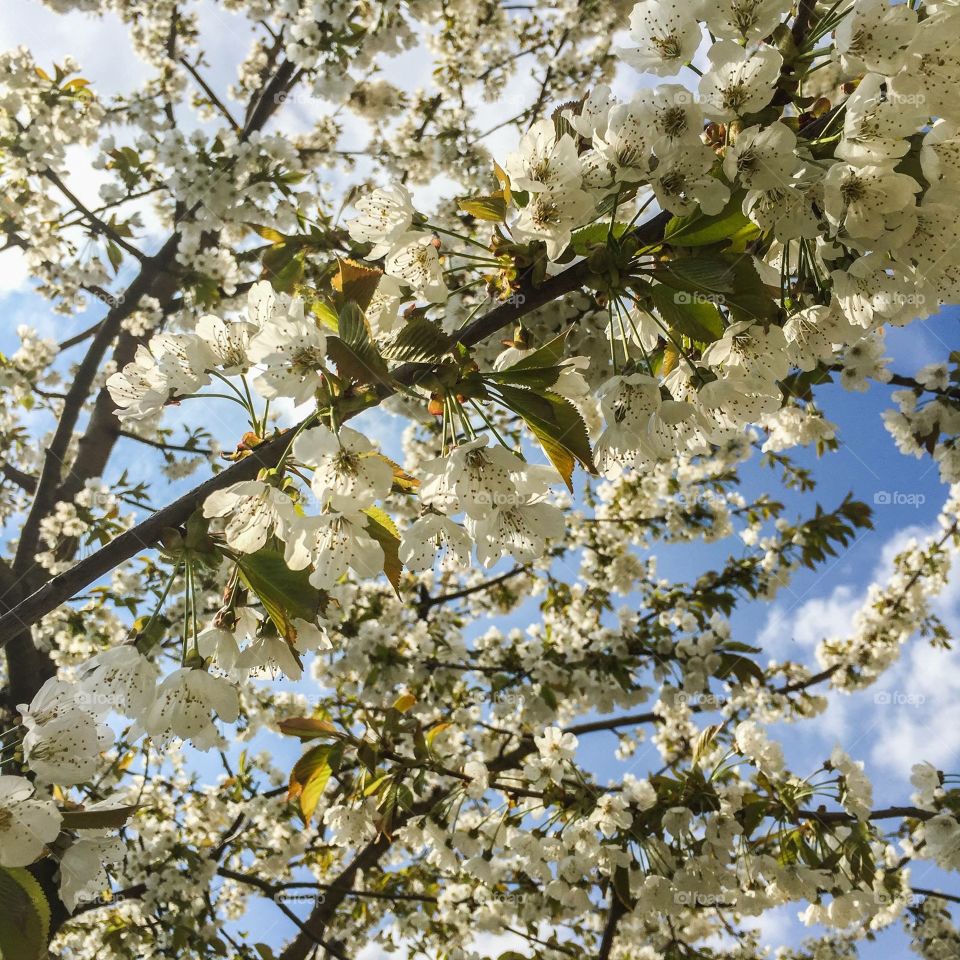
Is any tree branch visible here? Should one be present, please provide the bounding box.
[0,215,676,643]
[11,233,181,579]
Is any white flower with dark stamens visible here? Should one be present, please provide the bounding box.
[784,304,854,372]
[511,187,594,260]
[593,99,655,183]
[59,834,124,913]
[346,183,417,259]
[467,494,564,568]
[533,727,578,784]
[698,41,782,122]
[922,120,960,189]
[563,84,615,139]
[235,634,303,680]
[385,232,449,303]
[831,253,934,329]
[195,313,255,374]
[651,141,731,216]
[0,776,61,867]
[293,424,393,511]
[248,295,327,404]
[430,436,524,520]
[197,626,242,673]
[78,645,158,722]
[703,320,790,382]
[366,274,406,338]
[400,513,472,572]
[836,0,917,76]
[23,710,114,785]
[704,0,792,41]
[150,333,216,395]
[202,479,295,554]
[618,0,702,77]
[823,162,920,242]
[505,118,581,193]
[744,176,821,242]
[905,11,960,123]
[639,84,706,158]
[106,345,169,421]
[284,510,385,589]
[837,74,924,165]
[723,122,798,191]
[144,668,240,751]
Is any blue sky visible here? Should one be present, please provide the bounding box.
[2,1,959,954]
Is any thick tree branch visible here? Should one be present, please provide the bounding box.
[0,213,672,643]
[12,233,181,579]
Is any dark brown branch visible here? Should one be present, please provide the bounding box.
[597,894,626,960]
[911,887,960,905]
[1,461,37,493]
[118,429,214,456]
[416,564,530,617]
[11,233,181,579]
[58,319,104,352]
[795,806,936,824]
[179,56,241,130]
[0,215,673,643]
[43,168,146,262]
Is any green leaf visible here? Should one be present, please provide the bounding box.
[663,192,752,247]
[715,653,764,686]
[327,301,392,388]
[250,224,285,244]
[507,328,573,370]
[458,195,507,222]
[392,692,416,713]
[693,724,723,764]
[308,297,340,332]
[647,283,725,344]
[570,221,630,256]
[60,804,141,830]
[363,506,402,594]
[0,867,50,960]
[380,316,452,363]
[289,745,332,823]
[277,716,340,740]
[722,258,780,324]
[484,365,566,390]
[261,243,304,292]
[332,258,382,311]
[236,548,323,638]
[485,328,574,389]
[653,255,737,295]
[495,384,595,490]
[425,722,451,747]
[106,241,123,274]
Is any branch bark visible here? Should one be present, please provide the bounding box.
[0,212,672,643]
